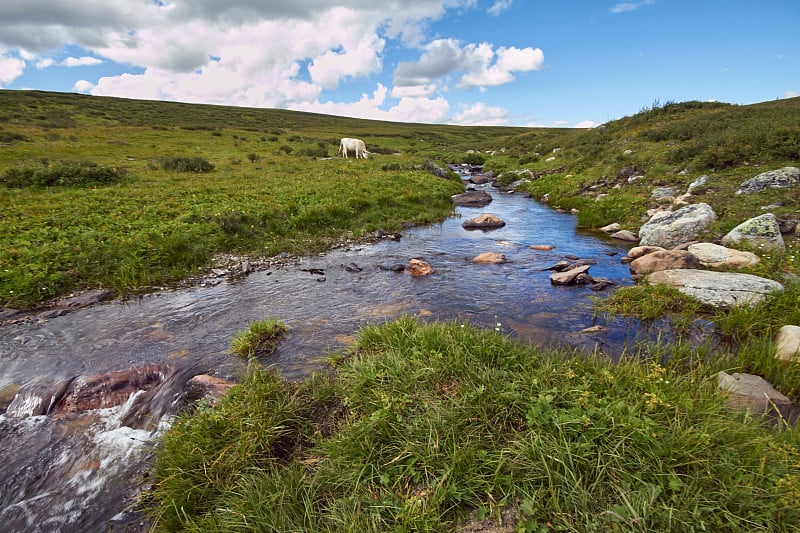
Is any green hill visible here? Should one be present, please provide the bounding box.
[1,90,798,309]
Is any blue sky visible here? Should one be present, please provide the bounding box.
[0,1,798,127]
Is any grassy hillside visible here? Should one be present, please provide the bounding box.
[487,98,800,235]
[1,91,798,311]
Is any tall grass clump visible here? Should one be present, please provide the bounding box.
[150,317,800,532]
[230,318,289,358]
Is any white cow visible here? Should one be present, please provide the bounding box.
[339,137,369,159]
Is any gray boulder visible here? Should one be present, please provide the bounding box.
[462,213,505,230]
[736,166,800,194]
[686,243,760,269]
[721,213,785,251]
[453,190,493,207]
[648,269,783,308]
[638,203,716,248]
[717,371,796,421]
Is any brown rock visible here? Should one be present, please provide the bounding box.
[529,244,556,251]
[629,249,701,277]
[627,245,665,260]
[51,364,172,417]
[452,190,493,207]
[717,371,796,421]
[408,258,434,276]
[462,213,506,230]
[472,252,507,264]
[185,374,236,405]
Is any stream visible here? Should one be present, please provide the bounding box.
[0,174,641,531]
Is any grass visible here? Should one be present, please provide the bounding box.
[230,318,289,358]
[150,317,800,532]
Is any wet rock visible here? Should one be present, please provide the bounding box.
[550,265,591,285]
[610,230,638,241]
[462,214,505,230]
[51,364,172,418]
[37,288,116,319]
[472,252,507,264]
[590,278,617,291]
[717,371,796,422]
[638,203,716,248]
[529,244,556,251]
[379,263,407,272]
[0,383,21,413]
[687,243,760,269]
[469,174,491,185]
[629,249,701,277]
[736,166,800,194]
[775,325,800,364]
[343,262,363,273]
[185,374,236,406]
[452,190,493,207]
[408,258,434,276]
[648,269,783,309]
[599,222,620,233]
[6,378,75,418]
[721,213,785,251]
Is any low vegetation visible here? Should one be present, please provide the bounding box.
[151,317,800,531]
[230,318,289,358]
[3,90,800,530]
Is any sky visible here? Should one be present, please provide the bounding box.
[0,1,798,127]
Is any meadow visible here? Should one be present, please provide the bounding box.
[2,91,800,531]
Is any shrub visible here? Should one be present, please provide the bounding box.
[157,155,214,173]
[1,161,127,188]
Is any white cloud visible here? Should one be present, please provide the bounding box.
[62,56,103,67]
[783,90,800,99]
[452,102,509,125]
[395,38,544,91]
[574,119,599,128]
[487,0,513,16]
[0,50,25,85]
[610,0,655,14]
[295,82,451,124]
[551,120,569,127]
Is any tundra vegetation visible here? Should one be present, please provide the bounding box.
[1,91,799,530]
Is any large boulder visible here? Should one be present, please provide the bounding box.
[638,203,716,248]
[687,242,760,269]
[647,269,783,308]
[408,258,434,276]
[453,190,493,207]
[717,371,796,421]
[721,213,785,251]
[736,166,800,194]
[629,249,701,277]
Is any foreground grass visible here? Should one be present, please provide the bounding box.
[151,317,800,532]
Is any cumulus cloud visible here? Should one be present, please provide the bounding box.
[609,0,655,14]
[452,102,509,125]
[0,0,540,124]
[784,90,800,99]
[0,50,25,85]
[394,38,544,91]
[574,119,599,128]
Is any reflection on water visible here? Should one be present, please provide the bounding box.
[0,181,641,531]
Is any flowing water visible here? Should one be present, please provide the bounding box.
[0,176,641,531]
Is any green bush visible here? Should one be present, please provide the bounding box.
[1,161,127,188]
[157,155,214,173]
